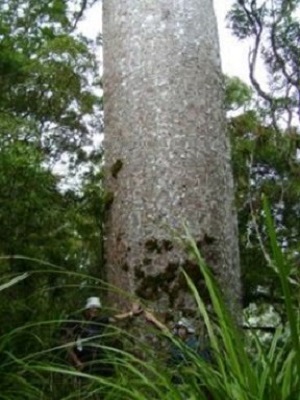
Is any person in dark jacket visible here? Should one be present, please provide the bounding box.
[144,310,211,385]
[61,296,141,375]
[144,311,198,359]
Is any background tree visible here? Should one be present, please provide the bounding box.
[102,0,241,316]
[0,0,102,169]
[225,75,300,322]
[227,0,300,131]
[0,0,104,335]
[227,0,300,320]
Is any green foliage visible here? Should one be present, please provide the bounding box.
[0,0,102,165]
[99,221,299,399]
[0,0,105,368]
[1,216,299,399]
[227,0,300,130]
[224,75,253,112]
[225,75,300,309]
[0,142,61,257]
[0,0,299,397]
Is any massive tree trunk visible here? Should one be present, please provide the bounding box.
[102,0,240,314]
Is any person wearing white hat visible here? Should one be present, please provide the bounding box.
[174,317,196,335]
[62,296,141,375]
[144,310,210,383]
[144,310,196,343]
[85,296,102,309]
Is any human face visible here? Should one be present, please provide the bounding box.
[176,326,188,340]
[85,306,100,320]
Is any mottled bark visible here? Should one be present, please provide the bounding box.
[102,0,241,314]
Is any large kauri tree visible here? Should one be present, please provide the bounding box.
[102,0,240,314]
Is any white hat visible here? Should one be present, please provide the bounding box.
[85,296,102,309]
[176,317,195,333]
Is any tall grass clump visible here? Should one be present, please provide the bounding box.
[48,197,299,400]
[59,197,300,400]
[1,198,299,399]
[172,197,300,400]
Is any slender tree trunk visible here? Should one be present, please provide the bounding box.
[102,0,240,314]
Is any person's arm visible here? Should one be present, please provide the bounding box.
[61,322,84,370]
[109,302,142,322]
[144,310,169,334]
[67,347,84,370]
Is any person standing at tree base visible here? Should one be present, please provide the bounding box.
[61,296,142,376]
[144,309,213,398]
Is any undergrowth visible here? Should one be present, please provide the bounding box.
[0,199,299,399]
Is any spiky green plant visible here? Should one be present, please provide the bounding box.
[1,199,299,399]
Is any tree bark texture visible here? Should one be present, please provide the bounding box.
[102,0,241,314]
